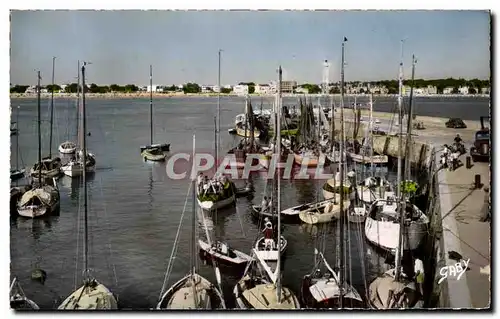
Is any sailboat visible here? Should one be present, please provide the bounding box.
[61,61,97,178]
[364,54,429,254]
[367,52,425,310]
[10,277,39,310]
[233,66,300,310]
[59,61,80,155]
[140,65,168,161]
[58,63,118,310]
[30,57,62,179]
[11,105,26,181]
[17,72,60,219]
[302,39,364,308]
[196,50,236,212]
[347,95,388,166]
[157,135,225,310]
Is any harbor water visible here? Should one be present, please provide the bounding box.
[9,96,488,309]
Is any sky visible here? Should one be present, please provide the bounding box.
[10,10,491,86]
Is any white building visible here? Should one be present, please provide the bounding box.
[459,86,469,95]
[443,87,454,94]
[59,84,67,93]
[201,85,212,93]
[147,85,163,92]
[255,84,272,95]
[233,84,249,95]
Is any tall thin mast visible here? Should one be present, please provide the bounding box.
[405,55,417,181]
[369,94,375,173]
[16,105,20,170]
[76,61,80,146]
[276,65,283,303]
[395,41,405,281]
[191,135,199,307]
[338,37,347,308]
[37,71,42,186]
[216,50,222,166]
[49,57,56,158]
[150,65,153,145]
[82,62,89,277]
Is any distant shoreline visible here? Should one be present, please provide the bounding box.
[10,92,490,100]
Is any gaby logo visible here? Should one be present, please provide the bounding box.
[437,258,470,284]
[163,151,336,180]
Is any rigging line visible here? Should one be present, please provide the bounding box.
[158,182,192,301]
[98,175,119,286]
[74,176,83,290]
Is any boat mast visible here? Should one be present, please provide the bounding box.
[369,94,374,173]
[37,71,42,186]
[338,36,347,308]
[82,62,89,280]
[276,65,283,303]
[404,55,417,181]
[49,56,56,158]
[191,134,199,307]
[76,60,80,146]
[150,65,153,146]
[395,41,405,281]
[16,105,20,171]
[216,49,222,166]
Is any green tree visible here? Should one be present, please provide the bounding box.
[329,86,340,94]
[46,84,61,92]
[124,84,138,92]
[468,87,477,95]
[10,85,29,93]
[249,86,255,94]
[182,83,201,94]
[109,84,121,92]
[452,87,459,94]
[221,87,232,94]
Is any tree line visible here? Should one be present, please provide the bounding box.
[10,77,490,95]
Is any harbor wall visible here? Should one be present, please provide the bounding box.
[330,118,433,170]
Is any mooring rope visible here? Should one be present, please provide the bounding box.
[158,182,192,302]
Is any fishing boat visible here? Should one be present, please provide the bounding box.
[235,124,261,139]
[10,277,39,310]
[140,65,168,161]
[18,73,60,219]
[227,97,265,169]
[58,63,118,310]
[198,240,253,266]
[368,54,425,309]
[30,157,62,179]
[301,249,364,308]
[11,106,25,181]
[58,141,77,154]
[61,64,97,178]
[233,68,300,309]
[157,135,225,310]
[364,194,429,252]
[197,54,236,212]
[298,194,349,225]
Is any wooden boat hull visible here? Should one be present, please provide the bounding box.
[236,126,261,138]
[30,158,62,179]
[298,199,350,225]
[157,273,225,309]
[10,278,39,310]
[62,158,96,177]
[198,239,253,266]
[140,143,170,152]
[197,194,235,211]
[233,275,300,309]
[17,186,60,218]
[58,141,77,154]
[251,205,284,221]
[10,169,26,181]
[300,275,365,309]
[141,149,166,162]
[364,214,429,252]
[58,280,118,310]
[293,153,319,167]
[348,153,388,165]
[368,269,423,309]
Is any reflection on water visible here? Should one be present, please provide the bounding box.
[12,216,57,242]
